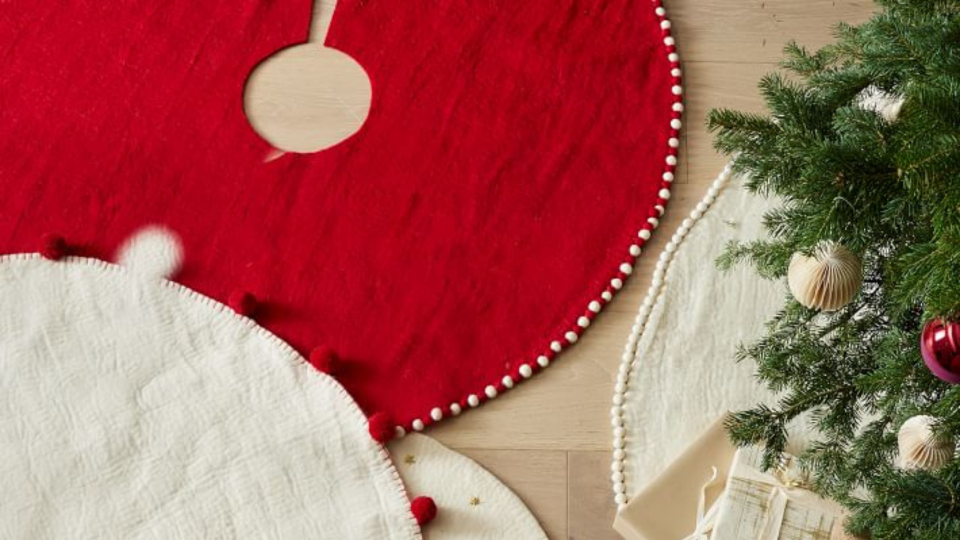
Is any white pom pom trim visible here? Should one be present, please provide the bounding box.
[609,162,734,509]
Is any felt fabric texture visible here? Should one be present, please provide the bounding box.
[0,1,676,428]
[390,435,548,540]
[619,180,786,500]
[0,256,420,539]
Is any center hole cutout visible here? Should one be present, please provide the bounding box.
[243,0,372,155]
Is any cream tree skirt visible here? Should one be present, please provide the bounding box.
[612,169,788,504]
[0,256,419,539]
[390,435,548,540]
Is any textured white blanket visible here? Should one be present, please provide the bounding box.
[615,173,786,502]
[0,256,419,539]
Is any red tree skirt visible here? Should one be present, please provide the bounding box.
[0,0,681,430]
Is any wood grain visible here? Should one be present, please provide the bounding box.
[248,1,876,537]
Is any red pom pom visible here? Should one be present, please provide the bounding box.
[368,412,396,444]
[309,345,340,375]
[228,291,258,316]
[40,234,67,261]
[410,496,438,526]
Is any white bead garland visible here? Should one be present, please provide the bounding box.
[468,394,480,407]
[485,385,498,399]
[450,403,462,416]
[430,407,443,421]
[519,364,533,378]
[609,163,734,507]
[412,419,425,432]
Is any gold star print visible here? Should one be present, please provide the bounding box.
[469,497,481,507]
[404,454,416,465]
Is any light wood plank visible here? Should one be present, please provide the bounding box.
[568,451,621,540]
[683,61,775,188]
[671,0,873,63]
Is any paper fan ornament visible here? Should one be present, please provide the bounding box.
[0,252,430,539]
[0,0,682,430]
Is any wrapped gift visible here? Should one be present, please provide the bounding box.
[710,446,844,540]
[614,415,737,540]
[614,415,850,540]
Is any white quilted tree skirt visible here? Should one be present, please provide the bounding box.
[611,170,786,505]
[0,256,419,539]
[390,434,548,540]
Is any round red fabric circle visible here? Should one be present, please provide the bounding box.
[0,0,680,429]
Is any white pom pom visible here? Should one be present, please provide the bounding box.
[855,85,905,123]
[116,226,183,279]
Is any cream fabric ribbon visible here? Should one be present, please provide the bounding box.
[758,487,793,540]
[736,455,810,540]
[682,467,722,540]
[685,454,812,540]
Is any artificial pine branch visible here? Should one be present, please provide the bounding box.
[709,1,960,537]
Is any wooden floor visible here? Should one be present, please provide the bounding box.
[279,2,876,538]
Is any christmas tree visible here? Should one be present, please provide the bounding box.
[707,1,960,538]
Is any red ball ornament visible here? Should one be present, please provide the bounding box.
[921,318,960,384]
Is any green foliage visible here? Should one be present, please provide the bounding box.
[708,1,960,537]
